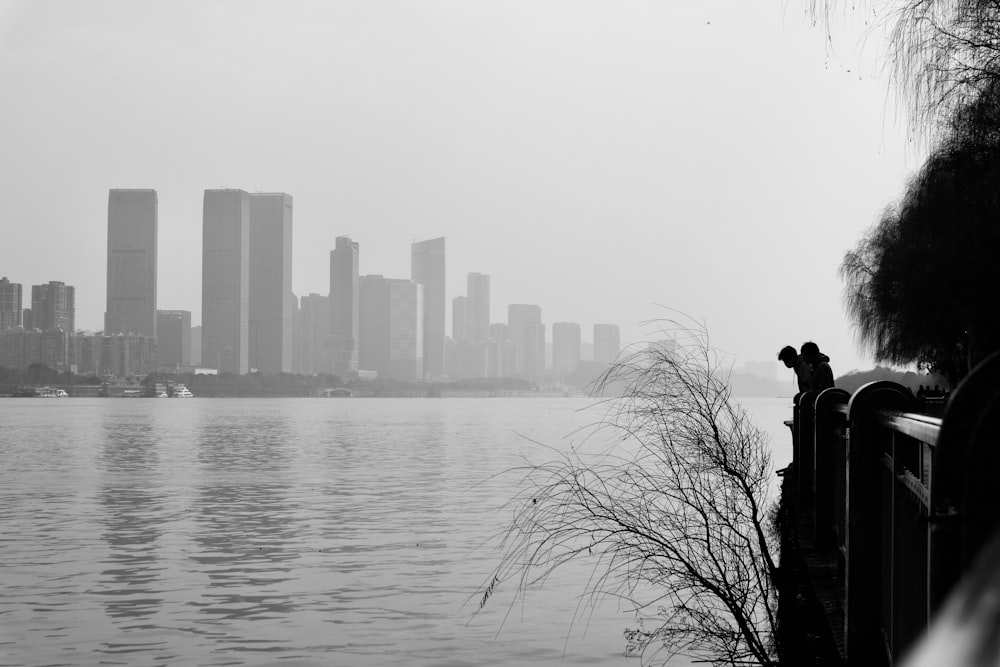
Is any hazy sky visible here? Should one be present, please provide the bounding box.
[0,1,921,375]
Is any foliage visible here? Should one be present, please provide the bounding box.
[840,94,1000,383]
[812,0,1000,141]
[479,323,779,666]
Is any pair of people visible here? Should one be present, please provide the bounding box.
[778,341,834,393]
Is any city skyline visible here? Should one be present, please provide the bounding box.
[0,2,922,375]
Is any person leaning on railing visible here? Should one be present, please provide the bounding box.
[778,341,834,392]
[778,345,813,392]
[801,341,834,391]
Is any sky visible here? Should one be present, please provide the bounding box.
[0,1,922,376]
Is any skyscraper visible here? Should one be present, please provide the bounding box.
[30,281,75,332]
[0,277,22,331]
[411,237,445,380]
[388,279,423,382]
[202,189,249,374]
[593,324,621,364]
[299,293,330,375]
[507,304,544,379]
[359,275,390,377]
[249,193,293,375]
[467,272,490,343]
[452,295,470,342]
[156,310,191,369]
[329,236,359,376]
[105,189,157,335]
[552,322,581,373]
[358,275,423,381]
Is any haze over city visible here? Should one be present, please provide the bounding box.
[0,1,920,376]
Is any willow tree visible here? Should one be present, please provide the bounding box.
[841,80,1000,383]
[478,324,780,667]
[812,0,1000,140]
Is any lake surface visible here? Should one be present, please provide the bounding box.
[0,396,793,666]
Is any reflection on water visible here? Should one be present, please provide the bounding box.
[0,397,791,666]
[192,415,299,625]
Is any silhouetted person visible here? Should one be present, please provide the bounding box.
[778,345,813,392]
[917,385,927,399]
[801,341,834,390]
[933,384,943,397]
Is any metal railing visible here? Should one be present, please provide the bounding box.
[789,350,1000,666]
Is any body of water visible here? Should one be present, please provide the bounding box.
[0,396,793,666]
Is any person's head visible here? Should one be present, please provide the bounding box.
[778,345,797,368]
[800,341,820,363]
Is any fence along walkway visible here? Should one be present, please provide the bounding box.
[788,350,1000,666]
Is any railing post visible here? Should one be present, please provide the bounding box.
[929,350,1000,616]
[815,387,850,551]
[791,392,802,468]
[798,390,820,503]
[845,381,912,667]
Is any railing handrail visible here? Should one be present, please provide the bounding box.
[790,350,1000,666]
[876,409,942,447]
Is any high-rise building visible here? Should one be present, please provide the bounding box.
[552,322,581,373]
[300,293,330,375]
[0,328,70,371]
[105,189,157,336]
[359,275,390,377]
[388,279,423,382]
[291,293,303,374]
[467,272,490,342]
[487,322,516,377]
[202,189,249,374]
[0,277,22,331]
[358,275,424,381]
[411,237,445,380]
[507,304,545,379]
[593,324,621,364]
[156,310,191,369]
[452,295,470,342]
[190,325,202,366]
[329,236,359,376]
[249,193,293,375]
[30,281,75,332]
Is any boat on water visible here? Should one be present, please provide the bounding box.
[38,387,69,398]
[171,384,194,398]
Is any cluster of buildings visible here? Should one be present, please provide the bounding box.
[0,189,622,382]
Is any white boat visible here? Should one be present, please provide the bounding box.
[171,384,194,398]
[38,387,69,398]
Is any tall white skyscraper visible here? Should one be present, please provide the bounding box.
[249,193,293,375]
[329,236,359,376]
[202,189,249,374]
[411,237,445,380]
[105,189,157,336]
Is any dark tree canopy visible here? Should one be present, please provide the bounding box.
[842,81,1000,382]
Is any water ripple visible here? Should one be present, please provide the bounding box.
[0,397,680,666]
